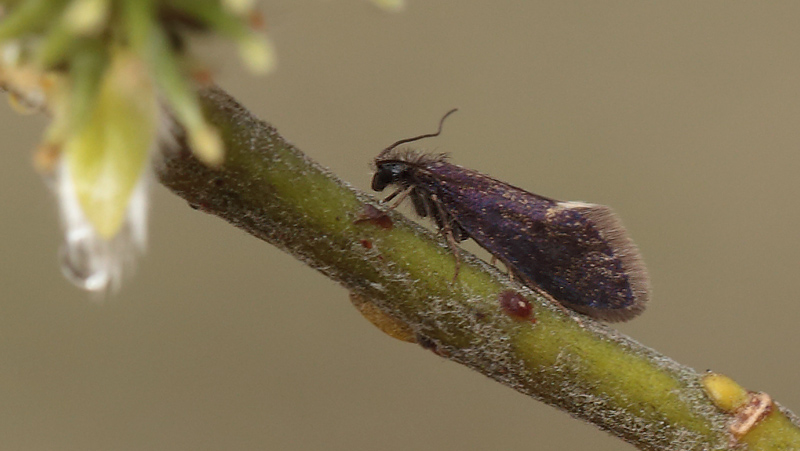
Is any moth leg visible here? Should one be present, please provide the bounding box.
[503,261,515,281]
[382,185,414,211]
[446,231,461,283]
[410,189,429,218]
[451,222,469,242]
[430,194,462,282]
[423,195,446,233]
[486,255,515,280]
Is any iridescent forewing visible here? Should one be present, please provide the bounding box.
[417,163,649,322]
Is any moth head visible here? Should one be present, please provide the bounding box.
[372,108,458,193]
[372,161,411,191]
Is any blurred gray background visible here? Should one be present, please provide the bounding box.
[1,1,799,450]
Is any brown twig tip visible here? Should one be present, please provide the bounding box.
[702,371,800,448]
[730,392,773,440]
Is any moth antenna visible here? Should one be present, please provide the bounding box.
[378,108,458,159]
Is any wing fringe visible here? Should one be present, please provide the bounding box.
[559,201,651,322]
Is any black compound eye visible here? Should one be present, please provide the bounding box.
[372,163,407,191]
[371,168,393,191]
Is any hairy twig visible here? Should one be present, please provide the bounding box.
[155,86,800,451]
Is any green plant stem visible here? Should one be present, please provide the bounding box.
[155,86,800,451]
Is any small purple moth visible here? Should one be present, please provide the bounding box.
[371,110,650,322]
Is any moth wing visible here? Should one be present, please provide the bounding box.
[545,201,650,321]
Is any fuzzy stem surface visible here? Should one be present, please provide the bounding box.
[155,86,800,451]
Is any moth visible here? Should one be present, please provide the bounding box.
[371,110,650,322]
